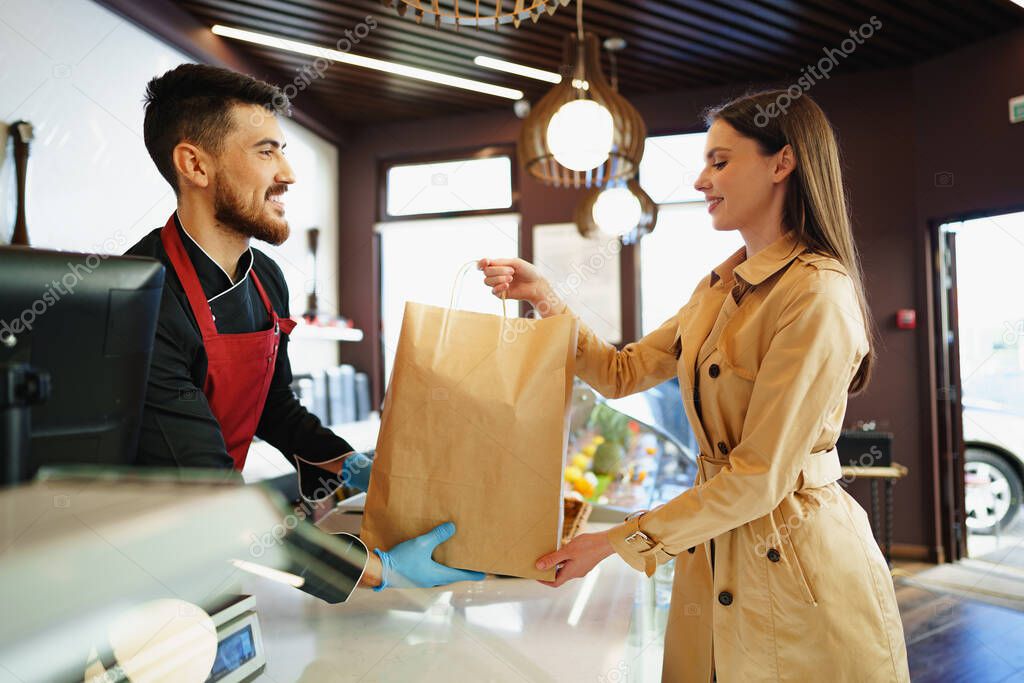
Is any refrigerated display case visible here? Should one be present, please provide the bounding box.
[565,378,700,521]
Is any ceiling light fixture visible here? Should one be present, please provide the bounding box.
[575,179,657,244]
[384,0,569,29]
[516,1,646,187]
[473,56,561,83]
[211,24,524,100]
[573,37,657,245]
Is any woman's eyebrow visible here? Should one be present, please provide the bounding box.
[706,146,731,160]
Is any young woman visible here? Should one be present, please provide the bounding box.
[478,91,910,682]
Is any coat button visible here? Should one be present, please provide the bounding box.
[718,591,733,606]
[708,364,720,378]
[717,441,729,455]
[767,548,781,562]
[687,546,696,554]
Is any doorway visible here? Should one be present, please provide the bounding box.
[936,210,1024,562]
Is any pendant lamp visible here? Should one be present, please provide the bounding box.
[575,178,657,245]
[383,0,569,29]
[517,1,646,188]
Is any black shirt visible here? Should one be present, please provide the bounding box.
[126,215,354,501]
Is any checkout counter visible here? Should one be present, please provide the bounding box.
[239,381,692,682]
[0,383,691,682]
[245,523,647,682]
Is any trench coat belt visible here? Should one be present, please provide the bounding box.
[696,446,843,491]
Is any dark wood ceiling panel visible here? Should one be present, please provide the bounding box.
[167,0,1024,126]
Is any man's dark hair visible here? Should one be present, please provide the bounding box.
[143,64,291,193]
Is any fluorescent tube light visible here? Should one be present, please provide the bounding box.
[212,24,524,100]
[231,559,305,588]
[473,56,561,83]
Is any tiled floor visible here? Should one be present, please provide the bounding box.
[625,557,1024,682]
[897,559,1024,683]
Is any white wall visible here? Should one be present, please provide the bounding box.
[0,0,341,372]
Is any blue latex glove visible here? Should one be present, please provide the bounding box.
[373,522,486,590]
[341,452,373,492]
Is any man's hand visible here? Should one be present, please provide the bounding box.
[535,531,614,588]
[373,522,485,590]
[359,550,385,589]
[341,452,373,492]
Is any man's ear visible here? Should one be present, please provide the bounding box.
[772,144,797,184]
[172,142,211,190]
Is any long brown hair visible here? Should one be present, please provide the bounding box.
[704,90,875,394]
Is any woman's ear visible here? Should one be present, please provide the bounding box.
[172,142,211,190]
[772,144,797,184]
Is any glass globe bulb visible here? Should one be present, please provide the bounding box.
[545,99,614,172]
[592,186,642,237]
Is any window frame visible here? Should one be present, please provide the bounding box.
[374,144,522,398]
[376,144,520,223]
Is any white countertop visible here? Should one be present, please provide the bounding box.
[243,524,655,682]
[242,417,382,485]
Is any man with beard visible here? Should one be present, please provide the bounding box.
[126,64,483,594]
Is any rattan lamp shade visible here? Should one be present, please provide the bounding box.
[574,178,658,244]
[383,0,569,28]
[518,32,646,189]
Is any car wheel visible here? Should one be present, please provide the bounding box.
[964,447,1023,535]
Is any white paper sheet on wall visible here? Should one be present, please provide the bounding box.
[532,223,622,344]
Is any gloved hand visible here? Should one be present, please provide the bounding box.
[373,522,486,590]
[341,452,373,492]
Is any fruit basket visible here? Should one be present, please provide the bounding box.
[561,496,593,545]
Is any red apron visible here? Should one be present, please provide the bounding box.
[160,215,296,470]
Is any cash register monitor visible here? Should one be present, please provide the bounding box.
[0,246,165,482]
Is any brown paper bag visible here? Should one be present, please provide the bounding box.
[361,298,578,580]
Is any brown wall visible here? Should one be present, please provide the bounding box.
[336,27,1024,561]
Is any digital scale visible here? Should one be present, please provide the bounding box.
[205,595,265,683]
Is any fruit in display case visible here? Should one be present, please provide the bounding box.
[574,471,598,499]
[563,401,653,504]
[593,440,624,475]
[589,403,632,444]
[588,403,633,475]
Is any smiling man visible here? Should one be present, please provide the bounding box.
[126,64,482,594]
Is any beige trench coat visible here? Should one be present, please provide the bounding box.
[573,231,910,682]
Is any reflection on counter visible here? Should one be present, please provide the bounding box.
[245,523,651,683]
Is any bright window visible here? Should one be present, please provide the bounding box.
[385,156,513,217]
[532,223,622,344]
[638,132,742,334]
[639,204,741,334]
[377,214,520,384]
[638,132,708,205]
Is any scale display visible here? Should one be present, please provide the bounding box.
[207,624,257,682]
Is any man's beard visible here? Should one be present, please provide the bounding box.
[213,178,290,246]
